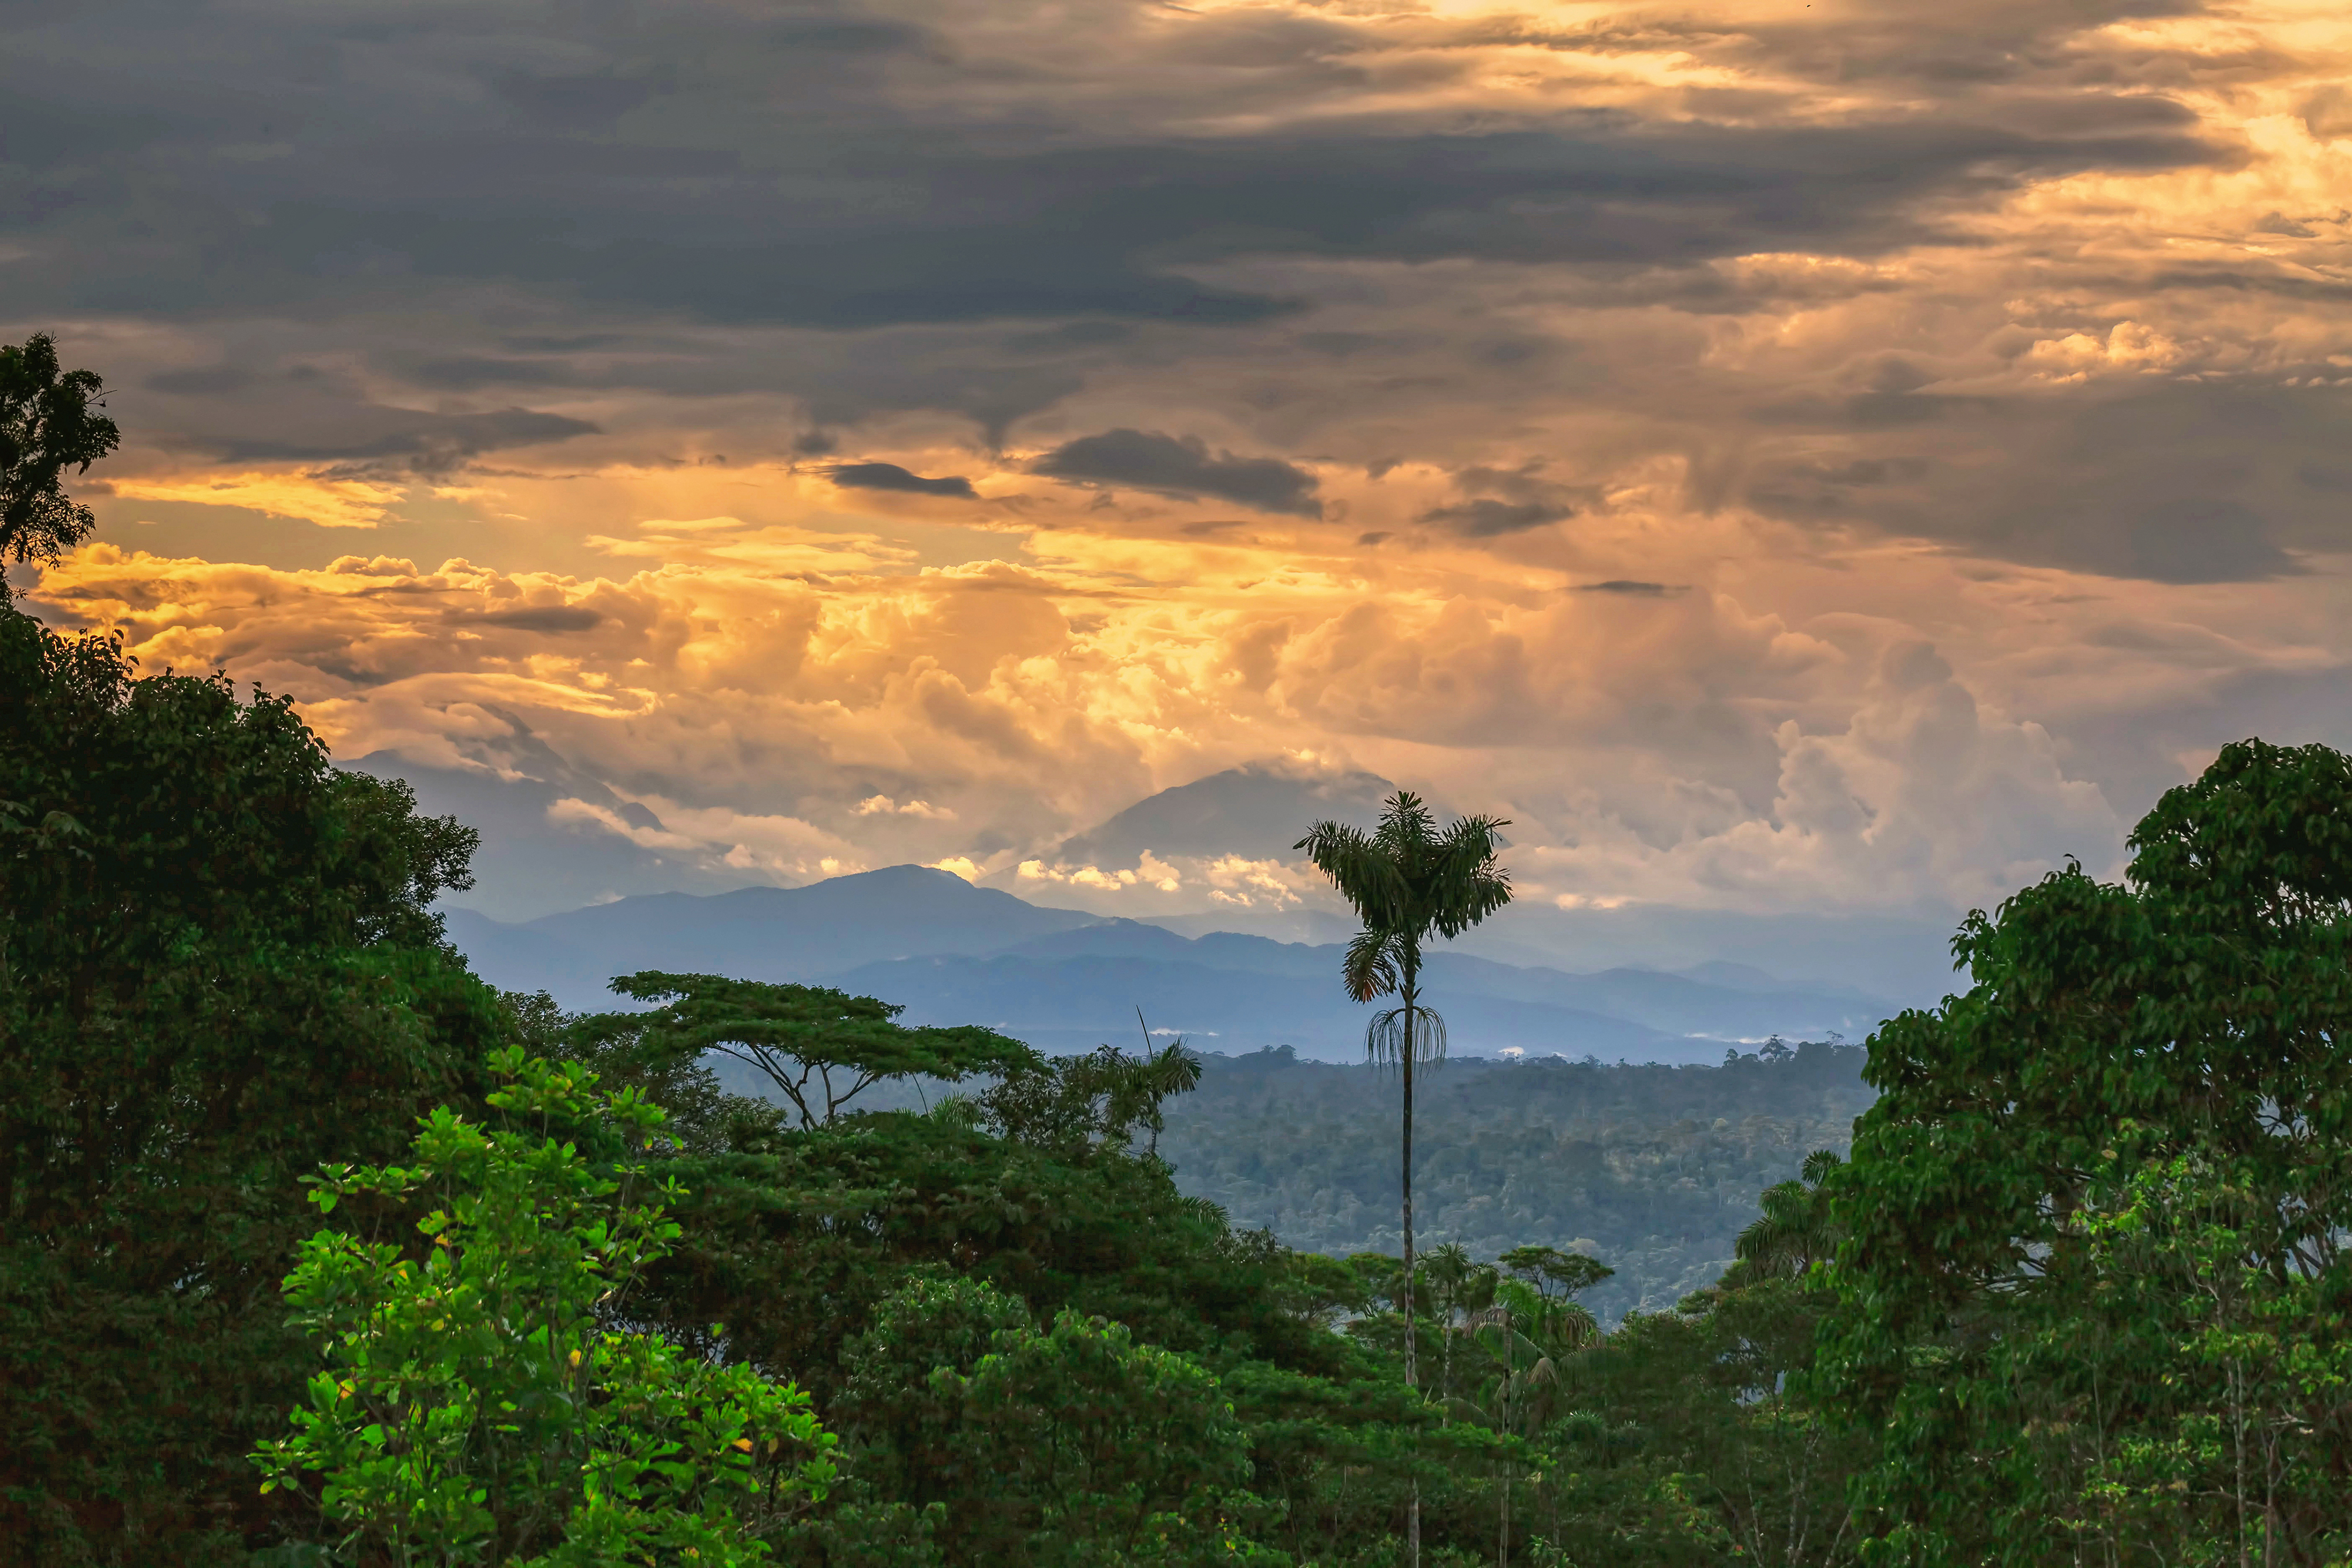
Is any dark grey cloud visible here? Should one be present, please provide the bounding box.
[0,0,2317,587]
[1035,430,1321,516]
[135,357,599,473]
[1422,498,1574,537]
[407,357,591,392]
[466,605,609,632]
[0,0,2219,346]
[35,115,2212,335]
[1577,580,1675,596]
[826,462,977,498]
[1423,463,1587,536]
[146,364,264,395]
[1740,383,2352,582]
[213,409,600,476]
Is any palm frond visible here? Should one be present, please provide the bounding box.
[1342,929,1401,1004]
[1375,790,1439,853]
[1149,1040,1203,1097]
[1365,1004,1447,1071]
[1297,818,1407,926]
[1425,812,1513,939]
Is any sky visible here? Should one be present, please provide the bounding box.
[9,0,2352,960]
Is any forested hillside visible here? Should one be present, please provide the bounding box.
[1160,1045,1873,1321]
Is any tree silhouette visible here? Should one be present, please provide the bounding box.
[1,334,118,590]
[1299,789,1511,1568]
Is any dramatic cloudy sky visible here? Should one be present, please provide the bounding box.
[10,0,2352,958]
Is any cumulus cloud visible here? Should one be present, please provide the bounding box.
[1018,850,1186,894]
[24,510,2338,931]
[857,795,957,819]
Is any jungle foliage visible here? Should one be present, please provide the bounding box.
[0,596,501,1563]
[1156,1042,1873,1324]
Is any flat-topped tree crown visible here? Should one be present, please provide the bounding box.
[1497,1244,1613,1300]
[579,972,1041,1130]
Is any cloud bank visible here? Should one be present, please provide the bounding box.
[8,0,2352,941]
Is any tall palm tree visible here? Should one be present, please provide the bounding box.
[1127,1010,1204,1158]
[1299,789,1511,1568]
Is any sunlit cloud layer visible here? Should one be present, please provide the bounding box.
[9,0,2352,934]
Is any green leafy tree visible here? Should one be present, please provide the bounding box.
[255,1048,836,1565]
[0,333,118,589]
[0,609,499,1565]
[1497,1246,1613,1314]
[2059,1152,2352,1562]
[1534,1279,1862,1568]
[830,1276,1267,1566]
[587,1036,1346,1434]
[1298,790,1511,1566]
[972,1041,1205,1157]
[1444,1256,1605,1567]
[578,972,1038,1130]
[1817,739,2352,1564]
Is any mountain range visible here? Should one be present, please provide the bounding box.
[444,864,1905,1064]
[354,735,1963,1001]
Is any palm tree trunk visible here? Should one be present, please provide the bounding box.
[1501,1468,1511,1568]
[1401,973,1419,1568]
[1441,1303,1454,1407]
[1499,1307,1513,1568]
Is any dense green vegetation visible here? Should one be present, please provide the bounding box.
[6,337,2352,1565]
[1158,1043,1873,1324]
[1818,739,2352,1563]
[0,562,500,1559]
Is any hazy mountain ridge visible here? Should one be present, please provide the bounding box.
[445,864,1901,1064]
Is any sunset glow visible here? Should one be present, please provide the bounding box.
[11,0,2352,933]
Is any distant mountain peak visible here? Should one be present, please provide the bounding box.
[1044,758,1396,870]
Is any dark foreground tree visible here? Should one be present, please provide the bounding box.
[1818,739,2352,1565]
[0,333,118,587]
[829,1275,1256,1566]
[1299,789,1511,1567]
[0,612,502,1566]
